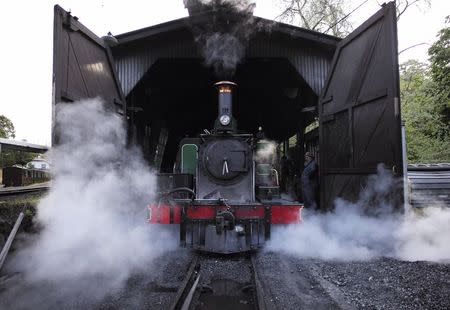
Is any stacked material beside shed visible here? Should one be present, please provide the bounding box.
[407,164,450,207]
[2,166,50,187]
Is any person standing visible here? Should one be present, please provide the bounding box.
[301,152,318,209]
[280,155,287,192]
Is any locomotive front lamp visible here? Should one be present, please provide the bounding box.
[219,114,231,125]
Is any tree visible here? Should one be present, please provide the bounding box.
[1,151,38,168]
[395,0,431,20]
[400,58,450,163]
[428,16,450,132]
[0,115,15,139]
[277,0,352,37]
[278,0,430,37]
[0,115,38,168]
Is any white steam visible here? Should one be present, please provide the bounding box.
[203,33,246,76]
[12,99,176,295]
[254,139,277,163]
[268,165,450,262]
[191,0,272,76]
[395,207,450,261]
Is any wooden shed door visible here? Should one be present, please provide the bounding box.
[52,5,125,142]
[319,2,403,210]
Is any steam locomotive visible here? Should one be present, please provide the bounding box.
[148,81,302,254]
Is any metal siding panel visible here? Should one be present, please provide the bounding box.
[248,38,333,95]
[114,37,199,95]
[408,167,450,207]
[113,35,334,96]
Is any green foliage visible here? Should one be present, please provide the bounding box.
[400,60,450,163]
[0,114,39,168]
[0,115,15,139]
[1,151,38,168]
[428,16,450,130]
[400,20,450,163]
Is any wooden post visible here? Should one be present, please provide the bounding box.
[0,212,24,271]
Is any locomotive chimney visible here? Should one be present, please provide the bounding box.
[214,81,237,131]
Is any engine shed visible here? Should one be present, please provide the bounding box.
[52,1,404,210]
[110,8,339,172]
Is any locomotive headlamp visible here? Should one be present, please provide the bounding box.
[219,115,231,125]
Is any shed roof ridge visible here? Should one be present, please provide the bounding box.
[115,12,341,46]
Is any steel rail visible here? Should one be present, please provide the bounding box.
[0,186,49,197]
[169,255,200,310]
[251,254,274,310]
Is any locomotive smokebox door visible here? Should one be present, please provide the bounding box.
[319,2,404,210]
[197,135,254,202]
[204,140,248,180]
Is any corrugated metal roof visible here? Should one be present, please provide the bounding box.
[113,34,200,96]
[0,138,49,153]
[112,15,339,97]
[247,38,333,95]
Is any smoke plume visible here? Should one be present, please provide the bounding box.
[3,99,176,305]
[196,0,255,12]
[189,0,270,77]
[268,165,450,262]
[202,32,246,77]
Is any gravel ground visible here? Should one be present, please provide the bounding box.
[0,249,193,310]
[255,251,450,310]
[255,252,341,310]
[1,245,449,309]
[312,257,450,310]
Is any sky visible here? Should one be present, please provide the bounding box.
[0,0,448,146]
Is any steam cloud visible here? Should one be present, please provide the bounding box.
[4,99,176,305]
[203,32,245,77]
[190,0,268,77]
[268,165,450,262]
[254,139,277,163]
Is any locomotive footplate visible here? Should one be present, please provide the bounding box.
[182,205,268,254]
[148,200,302,254]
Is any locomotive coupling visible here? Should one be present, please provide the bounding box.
[215,209,235,234]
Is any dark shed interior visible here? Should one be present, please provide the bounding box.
[126,57,318,171]
[112,13,339,173]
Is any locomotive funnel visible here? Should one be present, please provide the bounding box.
[214,81,237,131]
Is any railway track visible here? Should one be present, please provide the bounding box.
[170,254,270,310]
[0,183,50,197]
